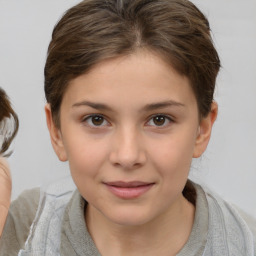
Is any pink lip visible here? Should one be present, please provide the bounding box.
[104,181,154,199]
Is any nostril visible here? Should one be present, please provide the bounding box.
[109,130,147,169]
[109,150,147,170]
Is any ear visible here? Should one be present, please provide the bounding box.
[193,102,218,158]
[45,104,67,162]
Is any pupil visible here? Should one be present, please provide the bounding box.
[153,116,165,126]
[92,116,103,125]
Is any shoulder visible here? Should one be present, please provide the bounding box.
[10,187,40,213]
[234,207,256,252]
[201,184,256,238]
[194,182,256,254]
[0,188,40,255]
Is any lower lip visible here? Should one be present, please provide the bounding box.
[105,184,154,199]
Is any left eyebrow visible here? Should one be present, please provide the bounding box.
[142,100,185,111]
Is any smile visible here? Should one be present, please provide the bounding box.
[103,181,155,199]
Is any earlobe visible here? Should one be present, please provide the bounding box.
[44,104,67,162]
[193,102,218,158]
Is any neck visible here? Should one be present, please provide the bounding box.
[85,195,195,256]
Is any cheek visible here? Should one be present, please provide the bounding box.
[151,139,195,201]
[66,137,110,201]
[64,134,110,178]
[148,130,197,178]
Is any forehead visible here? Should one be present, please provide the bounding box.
[62,51,197,110]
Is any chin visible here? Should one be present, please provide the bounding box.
[104,207,154,227]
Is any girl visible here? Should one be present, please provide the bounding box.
[0,88,19,236]
[0,0,255,255]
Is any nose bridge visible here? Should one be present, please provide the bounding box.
[110,124,146,169]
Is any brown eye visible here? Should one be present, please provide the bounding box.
[153,115,166,126]
[84,115,108,127]
[146,115,173,127]
[91,116,104,126]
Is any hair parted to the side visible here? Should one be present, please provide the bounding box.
[45,0,220,128]
[0,88,19,156]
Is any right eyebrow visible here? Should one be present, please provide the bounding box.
[72,100,113,112]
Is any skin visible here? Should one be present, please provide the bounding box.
[46,50,217,255]
[0,157,11,237]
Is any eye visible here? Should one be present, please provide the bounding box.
[146,115,173,127]
[83,114,109,127]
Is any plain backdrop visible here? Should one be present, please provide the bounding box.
[0,0,255,217]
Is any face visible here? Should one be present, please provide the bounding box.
[46,51,215,227]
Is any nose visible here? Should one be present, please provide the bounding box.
[109,127,147,170]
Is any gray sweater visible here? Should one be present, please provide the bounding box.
[0,182,255,255]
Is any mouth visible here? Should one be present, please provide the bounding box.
[103,181,155,199]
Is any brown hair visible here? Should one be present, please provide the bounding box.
[0,88,19,156]
[45,0,220,127]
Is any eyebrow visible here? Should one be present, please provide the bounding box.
[72,100,185,111]
[142,100,185,111]
[72,101,113,111]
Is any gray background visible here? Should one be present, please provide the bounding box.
[0,0,255,216]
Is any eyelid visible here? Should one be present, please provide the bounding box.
[81,114,110,127]
[145,114,174,127]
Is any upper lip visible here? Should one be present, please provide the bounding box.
[104,181,154,188]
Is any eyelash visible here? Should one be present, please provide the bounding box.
[82,114,110,128]
[81,114,174,128]
[146,114,174,128]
